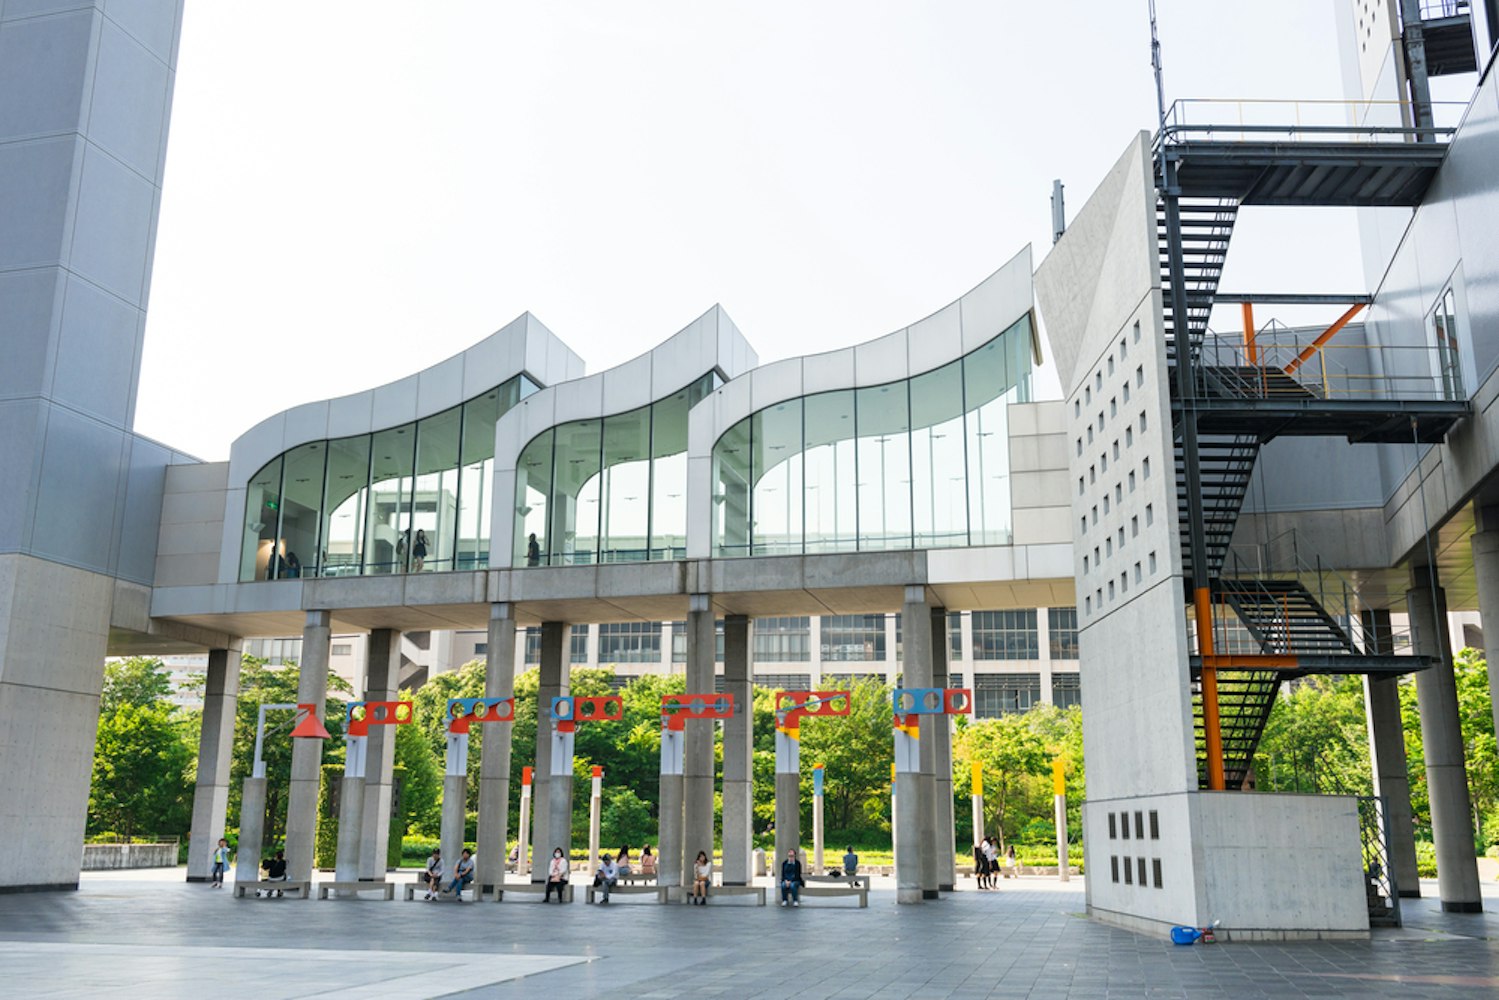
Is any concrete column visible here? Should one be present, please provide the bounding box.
[682,595,717,874]
[334,774,365,883]
[894,722,922,904]
[1361,609,1421,898]
[529,622,567,882]
[658,727,685,897]
[545,725,575,878]
[931,605,956,891]
[903,586,939,898]
[721,615,753,884]
[186,646,241,881]
[773,758,801,872]
[1407,573,1483,912]
[358,629,399,879]
[477,603,518,893]
[1471,523,1499,761]
[285,610,331,881]
[441,773,467,870]
[235,777,267,885]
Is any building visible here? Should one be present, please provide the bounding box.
[2,0,1497,943]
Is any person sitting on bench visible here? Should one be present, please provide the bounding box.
[691,850,712,905]
[593,853,618,903]
[544,847,570,902]
[779,848,804,907]
[447,848,475,900]
[842,846,860,886]
[259,851,288,897]
[640,845,656,878]
[423,847,444,901]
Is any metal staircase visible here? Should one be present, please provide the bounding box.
[1193,670,1279,790]
[1175,435,1259,588]
[1159,198,1237,371]
[1218,579,1358,655]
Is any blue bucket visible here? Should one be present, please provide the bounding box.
[1170,926,1201,946]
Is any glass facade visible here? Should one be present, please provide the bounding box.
[597,622,663,663]
[514,373,719,566]
[239,375,536,581]
[753,617,812,662]
[1052,672,1082,709]
[820,615,886,662]
[1048,607,1079,660]
[972,610,1039,660]
[712,315,1032,556]
[974,672,1042,716]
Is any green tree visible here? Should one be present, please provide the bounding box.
[796,678,895,838]
[392,699,443,837]
[954,713,1048,849]
[1253,674,1371,795]
[100,657,175,713]
[89,702,195,840]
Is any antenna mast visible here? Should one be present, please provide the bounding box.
[1149,0,1167,132]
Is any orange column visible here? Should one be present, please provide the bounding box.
[1241,302,1257,364]
[1194,587,1226,791]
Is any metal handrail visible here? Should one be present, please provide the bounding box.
[1196,331,1464,403]
[1156,98,1462,146]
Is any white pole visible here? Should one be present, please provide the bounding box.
[588,767,603,874]
[812,764,825,875]
[518,769,532,877]
[1053,759,1069,882]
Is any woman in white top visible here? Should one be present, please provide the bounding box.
[691,850,712,905]
[545,847,570,903]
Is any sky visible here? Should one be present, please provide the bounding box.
[138,1,1400,460]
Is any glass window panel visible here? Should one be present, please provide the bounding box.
[649,384,694,561]
[949,611,963,662]
[855,383,912,550]
[276,442,324,579]
[550,419,602,565]
[963,335,1013,547]
[973,672,1041,717]
[458,386,505,572]
[751,399,803,556]
[320,434,370,577]
[600,406,651,563]
[819,614,885,662]
[753,616,811,662]
[910,361,968,548]
[1052,672,1082,709]
[570,624,591,664]
[802,390,857,553]
[597,622,662,663]
[240,457,283,581]
[713,418,752,557]
[1048,607,1079,660]
[670,619,725,663]
[524,626,541,665]
[514,430,553,567]
[971,610,1039,660]
[366,424,416,574]
[411,405,461,573]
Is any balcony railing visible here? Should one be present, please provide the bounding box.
[1196,326,1464,403]
[1158,98,1461,145]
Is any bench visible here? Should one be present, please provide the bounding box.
[495,880,574,902]
[618,870,657,885]
[584,882,666,904]
[402,882,482,902]
[233,880,310,899]
[805,874,870,890]
[316,881,396,900]
[795,883,869,907]
[682,884,765,905]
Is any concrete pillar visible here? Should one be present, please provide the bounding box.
[1471,523,1499,764]
[529,622,567,882]
[441,773,467,871]
[721,615,753,884]
[334,774,365,883]
[894,721,922,904]
[285,610,331,881]
[931,605,956,891]
[1407,573,1484,912]
[186,646,241,881]
[683,596,717,875]
[773,768,801,873]
[357,629,399,879]
[1361,609,1421,898]
[477,603,517,893]
[903,586,939,898]
[658,728,685,897]
[235,777,267,885]
[545,729,574,877]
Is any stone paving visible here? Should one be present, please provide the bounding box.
[0,869,1495,998]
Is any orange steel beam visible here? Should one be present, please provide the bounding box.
[1241,302,1257,364]
[1283,303,1366,375]
[1193,587,1226,791]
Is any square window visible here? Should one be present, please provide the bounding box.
[1134,562,1142,583]
[1085,596,1092,614]
[1096,372,1103,392]
[1076,437,1083,456]
[1101,453,1108,473]
[1074,400,1081,418]
[1140,410,1148,432]
[1120,338,1127,360]
[1108,580,1116,600]
[1115,484,1122,503]
[1108,356,1115,375]
[1142,457,1150,479]
[1129,471,1136,492]
[1131,516,1138,537]
[1123,383,1131,402]
[1083,555,1089,573]
[1105,538,1112,556]
[1078,476,1085,496]
[1113,441,1120,460]
[1117,527,1124,547]
[1110,398,1117,418]
[1108,814,1117,839]
[1133,321,1141,342]
[1085,386,1092,404]
[1126,427,1134,447]
[1089,465,1095,483]
[1124,858,1133,885]
[1120,572,1127,593]
[1087,426,1094,444]
[1103,496,1110,515]
[1097,414,1104,433]
[1081,517,1088,534]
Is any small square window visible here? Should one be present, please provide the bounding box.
[1076,437,1083,456]
[1101,454,1108,473]
[1096,372,1103,392]
[1105,538,1112,556]
[1126,427,1133,447]
[1123,383,1131,403]
[1145,504,1154,526]
[1103,496,1110,515]
[1085,386,1092,405]
[1124,858,1133,884]
[1078,476,1085,496]
[1130,516,1138,537]
[1083,555,1089,573]
[1113,441,1120,460]
[1111,856,1120,882]
[1108,814,1117,839]
[1081,517,1088,534]
[1128,471,1136,493]
[1120,338,1127,359]
[1117,527,1125,547]
[1153,858,1163,888]
[1087,426,1094,444]
[1115,484,1123,503]
[1120,812,1130,840]
[1149,811,1160,839]
[1074,400,1081,418]
[1133,321,1141,342]
[1134,562,1142,583]
[1120,572,1127,593]
[1108,356,1115,375]
[1140,410,1148,432]
[1110,398,1118,418]
[1085,596,1092,614]
[1142,457,1151,479]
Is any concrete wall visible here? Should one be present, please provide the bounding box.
[155,461,228,589]
[1009,401,1071,546]
[81,842,176,870]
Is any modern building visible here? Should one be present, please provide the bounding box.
[3,0,1498,945]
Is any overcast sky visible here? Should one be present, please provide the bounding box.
[138,1,1407,459]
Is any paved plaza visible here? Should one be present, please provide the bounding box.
[0,870,1495,999]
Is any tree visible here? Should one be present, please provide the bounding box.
[796,678,895,837]
[90,702,195,841]
[954,714,1048,849]
[100,657,175,713]
[1252,675,1371,795]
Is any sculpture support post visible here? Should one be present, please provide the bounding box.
[334,734,366,883]
[1053,759,1069,882]
[774,725,801,872]
[658,727,685,899]
[441,732,469,873]
[516,768,533,878]
[588,766,603,874]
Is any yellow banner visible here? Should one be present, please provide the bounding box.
[1052,758,1066,797]
[971,761,983,797]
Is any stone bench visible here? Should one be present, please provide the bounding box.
[495,881,574,902]
[681,884,766,905]
[233,880,310,899]
[805,874,870,890]
[584,882,666,904]
[402,881,482,902]
[316,881,395,900]
[795,884,869,907]
[618,871,657,884]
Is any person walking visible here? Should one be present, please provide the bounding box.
[1006,843,1017,878]
[779,848,804,907]
[412,529,428,572]
[983,837,999,883]
[210,838,231,888]
[974,842,989,890]
[545,847,570,902]
[691,850,712,905]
